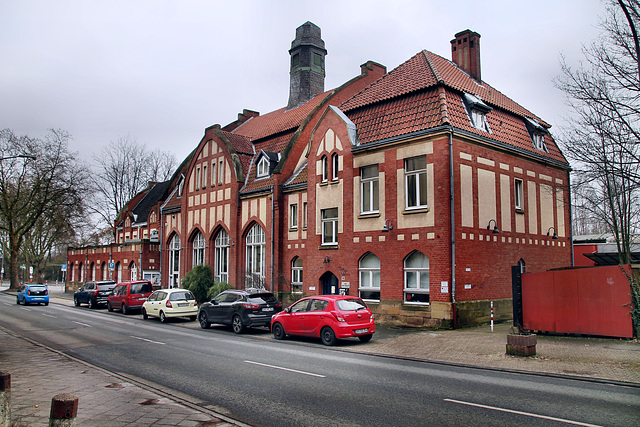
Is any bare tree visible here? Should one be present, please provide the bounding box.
[557,0,640,336]
[90,136,177,236]
[0,129,89,290]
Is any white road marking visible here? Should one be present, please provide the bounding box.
[42,313,56,318]
[72,321,92,327]
[131,336,165,345]
[244,360,326,378]
[20,307,31,311]
[444,399,601,426]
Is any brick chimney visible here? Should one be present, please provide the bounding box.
[450,30,481,82]
[287,22,327,110]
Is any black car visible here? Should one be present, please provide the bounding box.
[74,280,117,308]
[197,289,283,333]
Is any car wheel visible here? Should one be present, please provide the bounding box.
[89,298,96,309]
[16,297,20,305]
[121,304,128,315]
[272,323,286,340]
[189,316,196,321]
[159,311,167,323]
[74,297,80,307]
[358,334,373,343]
[198,312,210,329]
[232,315,245,334]
[142,308,148,320]
[44,302,49,306]
[321,327,337,346]
[107,302,113,312]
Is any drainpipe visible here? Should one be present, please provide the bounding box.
[270,186,275,293]
[160,205,163,286]
[568,173,574,267]
[449,128,457,329]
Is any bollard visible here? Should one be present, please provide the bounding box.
[0,372,10,427]
[49,393,78,427]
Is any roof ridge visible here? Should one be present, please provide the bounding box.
[423,50,443,84]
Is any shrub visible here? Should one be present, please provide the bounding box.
[182,265,214,303]
[207,281,232,301]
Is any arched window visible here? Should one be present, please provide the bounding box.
[291,257,303,293]
[192,231,205,267]
[69,263,75,282]
[404,251,429,303]
[101,262,107,281]
[359,252,380,300]
[78,263,84,283]
[215,229,229,283]
[246,224,266,288]
[518,258,526,274]
[90,262,96,281]
[129,261,137,281]
[169,234,181,288]
[321,155,328,182]
[116,262,122,283]
[332,153,339,180]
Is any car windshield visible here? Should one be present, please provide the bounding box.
[169,291,194,301]
[335,298,368,311]
[247,293,277,305]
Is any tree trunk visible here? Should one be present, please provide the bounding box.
[9,245,20,290]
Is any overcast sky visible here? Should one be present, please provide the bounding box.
[1,0,606,163]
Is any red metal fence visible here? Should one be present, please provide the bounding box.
[522,265,633,338]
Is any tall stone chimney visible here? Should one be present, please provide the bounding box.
[450,30,481,82]
[287,22,327,110]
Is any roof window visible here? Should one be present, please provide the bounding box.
[256,156,269,179]
[524,118,549,153]
[462,93,492,132]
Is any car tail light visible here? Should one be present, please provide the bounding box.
[166,300,173,308]
[45,290,48,296]
[242,303,259,309]
[331,311,346,322]
[28,290,32,296]
[276,302,283,308]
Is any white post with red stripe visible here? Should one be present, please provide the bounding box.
[490,300,494,332]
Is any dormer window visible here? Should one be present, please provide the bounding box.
[524,117,549,153]
[257,156,269,179]
[463,93,492,132]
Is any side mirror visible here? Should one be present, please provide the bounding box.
[212,300,219,305]
[285,307,291,314]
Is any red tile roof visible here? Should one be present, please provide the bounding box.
[341,50,567,165]
[233,92,331,141]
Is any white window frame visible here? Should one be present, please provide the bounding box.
[514,178,523,210]
[192,231,205,267]
[291,257,303,293]
[405,156,428,210]
[471,109,489,132]
[303,202,308,229]
[321,208,338,245]
[169,234,181,288]
[195,166,201,191]
[360,164,379,214]
[246,224,266,283]
[290,203,298,229]
[214,229,229,283]
[321,156,328,182]
[219,159,224,185]
[332,153,339,181]
[403,251,430,304]
[211,161,216,187]
[359,252,380,301]
[257,157,269,178]
[202,164,207,188]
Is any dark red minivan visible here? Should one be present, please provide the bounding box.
[107,280,156,315]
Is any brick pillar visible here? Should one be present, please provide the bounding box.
[0,372,10,427]
[49,393,78,427]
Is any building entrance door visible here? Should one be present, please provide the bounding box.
[321,272,339,295]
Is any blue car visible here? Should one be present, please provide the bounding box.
[16,284,49,306]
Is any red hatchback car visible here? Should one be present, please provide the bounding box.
[107,280,156,315]
[271,295,375,345]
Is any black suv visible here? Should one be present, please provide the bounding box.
[197,289,283,333]
[74,280,117,308]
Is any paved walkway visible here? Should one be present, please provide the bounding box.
[1,290,639,426]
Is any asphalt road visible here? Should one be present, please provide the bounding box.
[1,293,639,426]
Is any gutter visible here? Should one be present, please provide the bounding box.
[270,186,275,293]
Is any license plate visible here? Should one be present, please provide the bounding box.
[355,328,368,334]
[263,307,274,312]
[138,297,147,301]
[178,303,189,307]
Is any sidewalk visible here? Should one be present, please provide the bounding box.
[2,291,639,426]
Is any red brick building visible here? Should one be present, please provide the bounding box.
[68,24,572,327]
